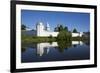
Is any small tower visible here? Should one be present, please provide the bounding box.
[46,22,50,31]
[36,22,44,36]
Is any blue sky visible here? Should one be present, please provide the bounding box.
[21,10,90,32]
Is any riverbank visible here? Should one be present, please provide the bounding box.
[22,35,89,43]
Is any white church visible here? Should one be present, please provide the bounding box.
[36,22,83,37]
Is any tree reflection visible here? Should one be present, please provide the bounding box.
[73,44,77,47]
[57,40,72,53]
[21,47,26,53]
[21,42,37,53]
[82,40,90,46]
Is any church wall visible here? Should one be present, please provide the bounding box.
[72,33,80,37]
[38,30,83,37]
[49,32,59,37]
[37,30,59,37]
[36,22,83,37]
[72,33,83,37]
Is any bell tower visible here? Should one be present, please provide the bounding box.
[36,22,44,36]
[46,22,50,31]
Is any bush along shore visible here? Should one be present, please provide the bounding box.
[22,30,89,43]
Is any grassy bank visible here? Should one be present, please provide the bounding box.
[22,35,57,43]
[22,35,89,43]
[72,37,90,41]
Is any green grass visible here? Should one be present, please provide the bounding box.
[72,37,90,41]
[22,35,89,43]
[22,35,57,43]
[21,35,90,53]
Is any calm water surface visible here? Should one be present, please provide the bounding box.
[21,41,90,63]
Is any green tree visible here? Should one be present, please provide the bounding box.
[57,40,72,53]
[54,24,69,32]
[64,26,68,32]
[54,24,64,32]
[57,30,72,41]
[54,27,58,32]
[59,25,63,31]
[73,28,78,33]
[21,24,26,30]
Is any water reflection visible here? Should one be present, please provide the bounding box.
[22,41,87,57]
[22,40,90,62]
[37,42,58,56]
[72,41,83,47]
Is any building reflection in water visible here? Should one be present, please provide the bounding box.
[37,42,58,56]
[36,41,83,56]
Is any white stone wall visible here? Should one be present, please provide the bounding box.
[37,30,59,37]
[72,33,83,37]
[37,30,83,37]
[79,32,83,37]
[49,32,59,37]
[36,22,83,37]
[72,33,80,37]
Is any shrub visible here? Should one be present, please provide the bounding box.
[48,35,53,38]
[57,30,72,41]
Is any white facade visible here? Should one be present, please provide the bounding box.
[36,22,83,37]
[72,32,83,37]
[36,22,59,37]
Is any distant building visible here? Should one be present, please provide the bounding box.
[36,22,59,37]
[36,22,83,37]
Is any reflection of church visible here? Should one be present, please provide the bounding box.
[36,41,83,56]
[72,41,83,47]
[36,42,58,56]
[37,46,50,56]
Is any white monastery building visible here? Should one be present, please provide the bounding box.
[36,22,83,37]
